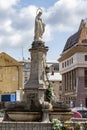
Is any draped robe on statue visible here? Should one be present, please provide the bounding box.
[34,11,45,41]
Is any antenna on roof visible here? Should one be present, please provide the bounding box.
[85,18,87,27]
[22,46,24,60]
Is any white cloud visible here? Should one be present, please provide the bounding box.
[44,25,52,42]
[0,1,37,50]
[0,0,87,52]
[0,0,19,9]
[46,0,87,32]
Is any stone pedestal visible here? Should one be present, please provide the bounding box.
[42,109,50,123]
[25,41,48,89]
[24,41,49,111]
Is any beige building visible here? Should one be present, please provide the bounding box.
[0,52,23,99]
[59,19,87,107]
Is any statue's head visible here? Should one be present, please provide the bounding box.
[36,8,42,16]
[38,11,42,15]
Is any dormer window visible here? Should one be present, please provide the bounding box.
[82,39,87,43]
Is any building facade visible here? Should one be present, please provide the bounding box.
[20,58,31,84]
[48,72,62,101]
[59,19,87,107]
[0,52,23,103]
[47,61,62,101]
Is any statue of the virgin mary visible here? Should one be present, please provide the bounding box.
[34,8,45,41]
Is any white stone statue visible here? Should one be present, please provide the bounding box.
[34,8,45,41]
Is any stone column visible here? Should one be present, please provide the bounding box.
[41,101,51,122]
[42,109,50,122]
[25,41,48,89]
[23,41,49,111]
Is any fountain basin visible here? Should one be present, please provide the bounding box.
[7,112,41,121]
[50,112,72,121]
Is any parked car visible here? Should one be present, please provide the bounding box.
[71,107,87,118]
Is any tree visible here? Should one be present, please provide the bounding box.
[46,83,53,103]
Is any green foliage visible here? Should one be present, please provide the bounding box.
[46,83,53,102]
[74,124,80,130]
[52,119,62,130]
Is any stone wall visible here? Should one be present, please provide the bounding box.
[0,122,52,130]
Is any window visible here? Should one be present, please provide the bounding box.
[59,86,62,91]
[24,77,28,83]
[65,61,66,67]
[54,66,59,71]
[85,69,87,87]
[59,81,62,83]
[82,39,87,43]
[85,55,87,61]
[62,63,64,68]
[71,57,73,64]
[67,60,69,66]
[59,95,61,100]
[51,71,54,75]
[24,63,29,69]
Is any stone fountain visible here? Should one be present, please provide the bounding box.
[4,8,52,122]
[4,8,72,122]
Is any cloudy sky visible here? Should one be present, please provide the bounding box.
[0,0,87,61]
